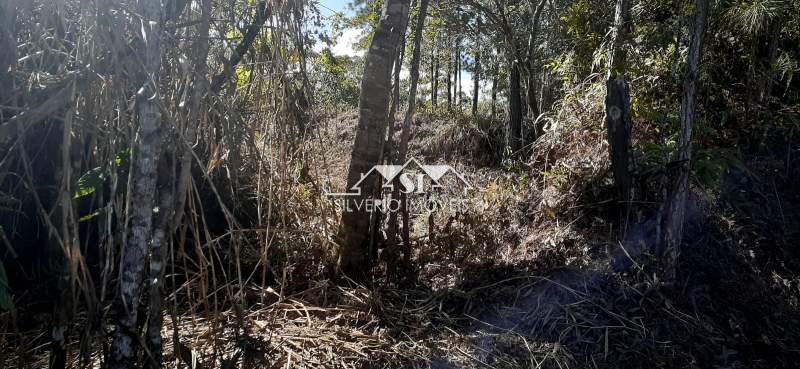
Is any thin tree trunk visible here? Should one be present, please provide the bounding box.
[472,20,481,117]
[144,148,175,369]
[210,1,268,94]
[0,0,16,105]
[386,35,406,158]
[108,0,164,367]
[506,59,523,153]
[432,39,439,110]
[660,0,708,281]
[156,0,211,368]
[525,0,548,131]
[174,0,211,229]
[491,59,498,119]
[455,43,461,109]
[447,43,452,110]
[337,0,410,281]
[385,38,406,260]
[604,0,634,218]
[397,0,429,268]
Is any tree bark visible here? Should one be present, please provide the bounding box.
[108,0,164,367]
[472,20,482,117]
[337,0,411,281]
[525,0,548,131]
[506,59,523,153]
[431,39,439,110]
[173,0,211,229]
[457,44,462,108]
[454,40,461,109]
[386,35,406,158]
[144,147,175,369]
[0,0,17,105]
[384,41,404,273]
[491,59,498,119]
[447,42,453,110]
[397,0,429,267]
[660,0,708,281]
[604,0,634,213]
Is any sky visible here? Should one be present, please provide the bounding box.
[312,0,486,100]
[317,0,354,15]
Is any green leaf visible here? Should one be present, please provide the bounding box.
[79,206,113,231]
[74,167,106,199]
[114,148,132,168]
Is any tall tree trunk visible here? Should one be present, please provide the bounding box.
[386,35,406,159]
[604,0,634,217]
[491,59,498,119]
[337,0,410,281]
[0,0,17,105]
[472,20,481,117]
[525,0,548,133]
[447,44,453,110]
[660,0,708,281]
[146,2,212,367]
[396,0,429,268]
[431,39,439,110]
[108,0,164,367]
[144,147,175,369]
[384,37,406,263]
[455,41,461,109]
[506,59,523,153]
[174,0,211,228]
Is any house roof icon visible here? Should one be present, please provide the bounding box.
[346,157,473,195]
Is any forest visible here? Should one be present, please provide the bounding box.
[0,0,799,367]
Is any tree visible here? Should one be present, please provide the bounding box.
[472,18,482,116]
[397,0,430,268]
[604,0,634,232]
[0,0,16,105]
[431,37,439,110]
[464,0,527,154]
[660,0,709,280]
[525,0,549,133]
[108,0,164,367]
[338,0,411,281]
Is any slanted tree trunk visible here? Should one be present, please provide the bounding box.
[210,1,268,94]
[108,0,164,368]
[660,0,708,281]
[604,0,634,218]
[337,0,411,281]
